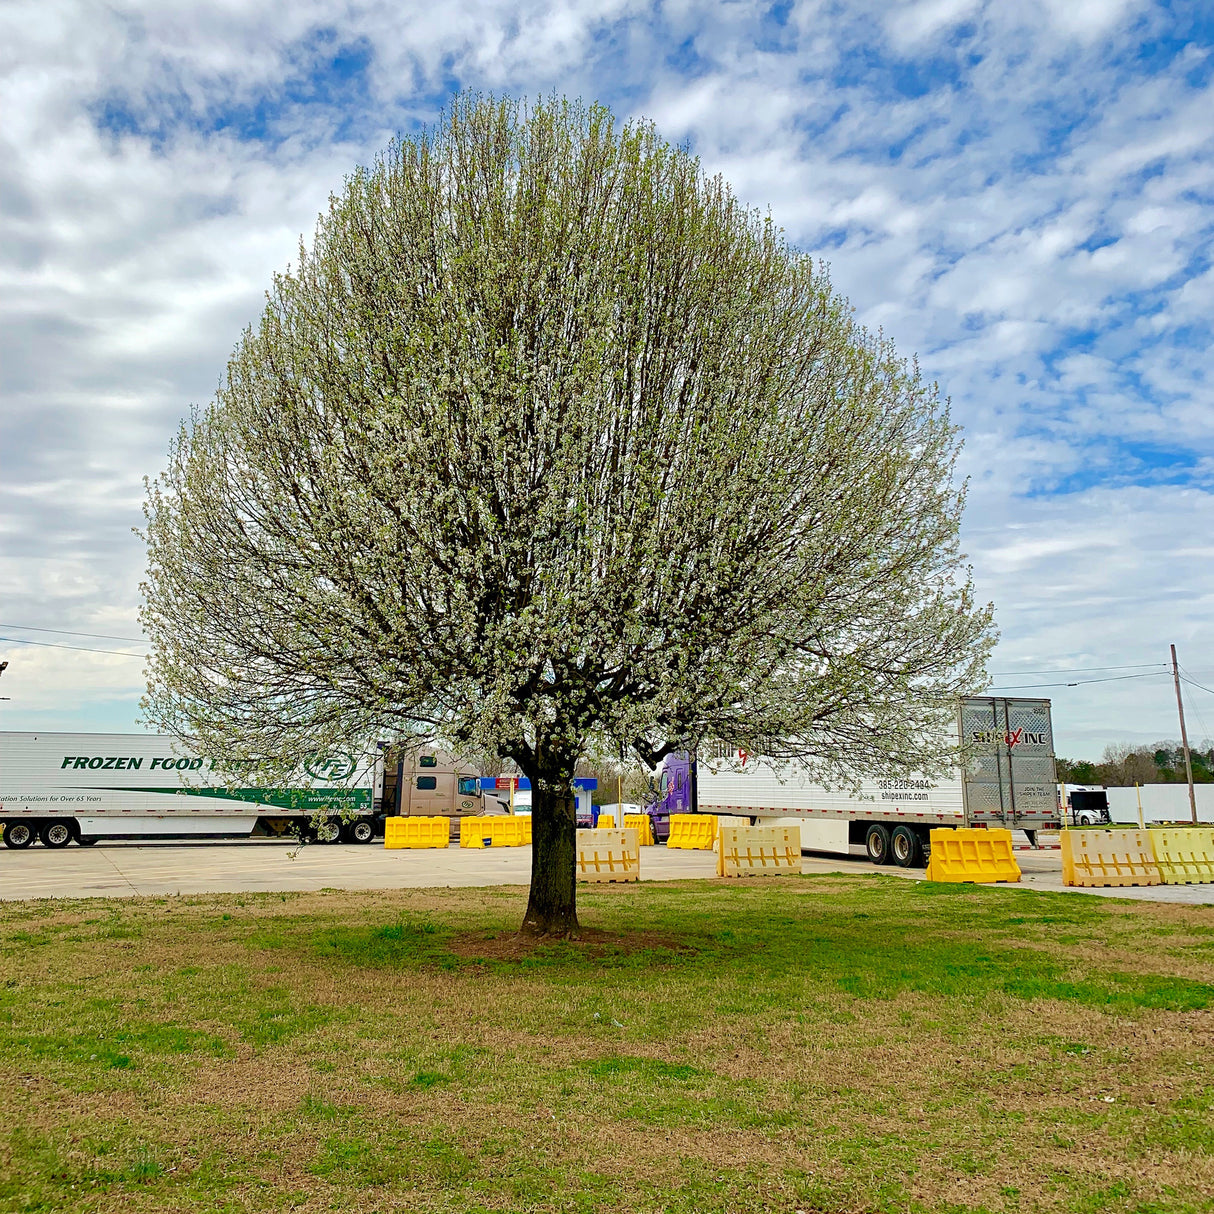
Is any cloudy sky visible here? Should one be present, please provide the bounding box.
[1,0,1211,758]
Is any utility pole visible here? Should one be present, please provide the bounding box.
[1171,644,1198,825]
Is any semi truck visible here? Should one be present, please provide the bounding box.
[644,696,1058,867]
[1061,785,1112,827]
[0,732,489,849]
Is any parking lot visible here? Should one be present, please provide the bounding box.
[3,834,1214,903]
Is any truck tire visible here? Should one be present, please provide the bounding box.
[3,821,36,849]
[890,824,920,868]
[345,819,375,844]
[865,823,893,865]
[41,821,75,849]
[316,820,342,844]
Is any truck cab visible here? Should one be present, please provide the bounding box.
[383,749,486,838]
[643,751,697,842]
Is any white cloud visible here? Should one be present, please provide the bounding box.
[0,0,1210,757]
[885,0,982,48]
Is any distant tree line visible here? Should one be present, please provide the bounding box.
[1057,742,1214,787]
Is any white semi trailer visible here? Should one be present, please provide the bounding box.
[0,733,493,849]
[0,732,386,849]
[680,696,1058,867]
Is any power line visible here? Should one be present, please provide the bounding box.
[989,662,1167,676]
[988,671,1170,690]
[0,635,147,659]
[1180,681,1214,748]
[0,623,148,644]
[1181,673,1214,698]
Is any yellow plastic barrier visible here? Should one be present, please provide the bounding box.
[1061,828,1160,887]
[459,817,485,848]
[595,813,616,829]
[716,815,751,831]
[1149,828,1214,884]
[924,828,1020,883]
[459,815,532,848]
[384,816,449,849]
[577,828,640,883]
[667,814,718,850]
[716,825,802,877]
[492,816,531,847]
[623,814,655,846]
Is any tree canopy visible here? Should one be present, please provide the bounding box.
[1057,743,1214,787]
[141,94,995,933]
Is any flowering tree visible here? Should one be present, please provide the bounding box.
[141,95,995,935]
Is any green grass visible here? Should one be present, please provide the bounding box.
[1,876,1212,1213]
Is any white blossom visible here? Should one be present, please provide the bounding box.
[141,95,995,933]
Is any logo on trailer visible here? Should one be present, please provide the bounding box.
[970,729,1047,748]
[304,754,356,782]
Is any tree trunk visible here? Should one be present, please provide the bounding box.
[520,754,579,937]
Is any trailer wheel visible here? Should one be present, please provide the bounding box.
[890,824,920,868]
[865,823,893,866]
[41,821,75,849]
[316,820,342,844]
[77,836,99,847]
[346,819,375,844]
[3,821,36,849]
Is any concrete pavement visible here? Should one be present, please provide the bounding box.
[0,838,715,901]
[2,837,1214,904]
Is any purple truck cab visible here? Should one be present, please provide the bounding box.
[644,751,697,843]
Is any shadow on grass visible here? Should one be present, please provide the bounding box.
[307,883,1214,1014]
[312,916,720,973]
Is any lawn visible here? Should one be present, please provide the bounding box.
[1,875,1212,1214]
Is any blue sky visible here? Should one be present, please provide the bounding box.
[1,0,1212,756]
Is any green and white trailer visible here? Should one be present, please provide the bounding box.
[0,731,383,849]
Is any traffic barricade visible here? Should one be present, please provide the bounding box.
[924,827,1020,883]
[577,828,640,883]
[595,813,616,829]
[458,815,532,848]
[623,813,655,846]
[667,814,718,850]
[1149,828,1214,884]
[384,816,449,849]
[716,825,802,877]
[459,816,488,848]
[1061,828,1160,887]
[490,816,530,847]
[716,815,751,831]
